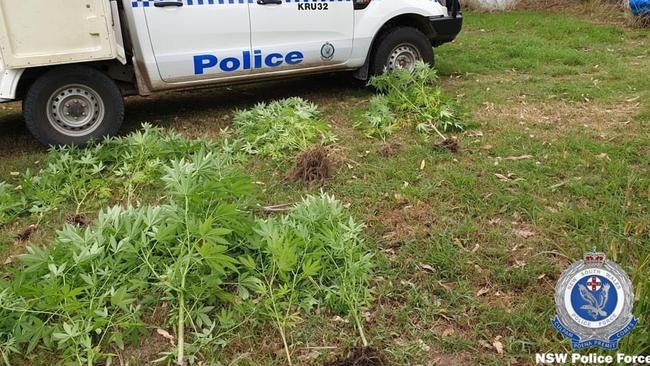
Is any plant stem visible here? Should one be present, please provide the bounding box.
[388,81,447,141]
[177,289,185,365]
[353,312,368,348]
[177,195,192,366]
[0,348,11,366]
[279,326,293,366]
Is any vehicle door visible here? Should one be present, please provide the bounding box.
[140,0,252,83]
[248,0,355,74]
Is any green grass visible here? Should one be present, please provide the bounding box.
[0,6,649,366]
[437,11,650,104]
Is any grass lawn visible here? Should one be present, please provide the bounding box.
[0,4,648,365]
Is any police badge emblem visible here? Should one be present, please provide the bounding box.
[321,42,335,61]
[553,249,637,350]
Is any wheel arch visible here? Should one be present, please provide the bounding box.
[0,68,25,102]
[13,60,136,101]
[354,13,436,81]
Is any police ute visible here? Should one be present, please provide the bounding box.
[0,0,462,145]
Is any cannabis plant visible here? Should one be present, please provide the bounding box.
[0,183,24,226]
[0,127,375,365]
[233,97,337,160]
[355,96,399,140]
[0,150,257,365]
[252,193,374,365]
[1,124,228,227]
[367,61,465,139]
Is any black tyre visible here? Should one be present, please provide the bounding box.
[23,65,124,146]
[370,27,435,75]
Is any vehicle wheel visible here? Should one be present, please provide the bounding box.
[23,66,124,146]
[370,27,435,75]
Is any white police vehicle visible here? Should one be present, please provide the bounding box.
[0,0,461,145]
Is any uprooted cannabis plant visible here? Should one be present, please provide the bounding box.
[232,97,337,160]
[0,151,257,365]
[0,131,374,366]
[0,123,232,228]
[355,96,399,140]
[358,62,465,140]
[252,194,373,365]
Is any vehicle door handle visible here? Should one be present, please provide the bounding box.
[257,0,282,4]
[154,1,183,7]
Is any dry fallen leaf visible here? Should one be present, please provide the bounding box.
[488,218,502,225]
[514,229,535,239]
[439,281,456,290]
[333,315,349,323]
[493,336,505,355]
[420,159,426,170]
[363,311,372,322]
[400,280,415,288]
[476,287,490,297]
[156,328,175,345]
[496,172,521,182]
[418,339,431,352]
[513,260,526,269]
[504,155,533,161]
[478,340,492,349]
[419,263,436,273]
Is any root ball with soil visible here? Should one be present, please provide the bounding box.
[286,146,332,186]
[324,347,386,366]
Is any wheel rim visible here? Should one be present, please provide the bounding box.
[385,43,422,72]
[47,84,105,137]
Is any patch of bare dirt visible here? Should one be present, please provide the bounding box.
[323,347,385,366]
[378,143,402,157]
[377,202,435,246]
[117,328,171,366]
[435,138,460,153]
[116,303,172,365]
[286,146,333,186]
[428,351,473,366]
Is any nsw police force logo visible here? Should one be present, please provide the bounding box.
[321,42,335,61]
[553,250,637,350]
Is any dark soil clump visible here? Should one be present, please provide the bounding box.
[16,224,37,242]
[435,138,460,153]
[378,143,402,157]
[286,146,332,186]
[324,347,385,366]
[65,213,90,227]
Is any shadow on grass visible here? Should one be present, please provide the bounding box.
[123,71,369,132]
[0,71,370,156]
